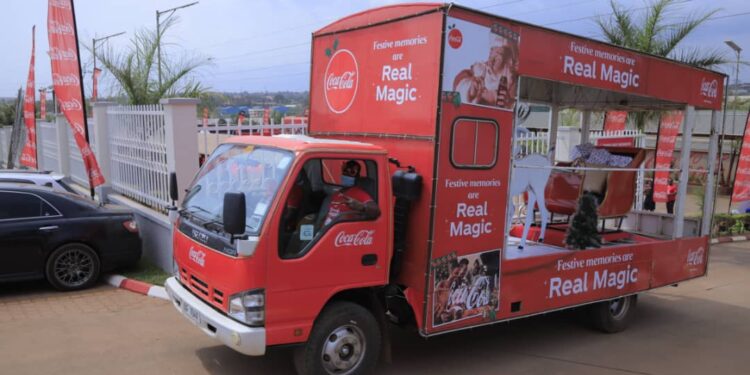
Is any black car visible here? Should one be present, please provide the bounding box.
[0,184,142,290]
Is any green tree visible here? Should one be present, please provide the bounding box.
[596,0,727,68]
[565,194,602,250]
[90,17,210,105]
[0,102,16,125]
[596,0,731,132]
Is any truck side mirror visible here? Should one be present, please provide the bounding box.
[169,172,179,203]
[223,192,246,237]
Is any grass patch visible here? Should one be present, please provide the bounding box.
[120,259,170,286]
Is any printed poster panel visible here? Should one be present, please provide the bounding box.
[603,111,627,131]
[732,112,750,202]
[442,16,519,112]
[20,26,37,169]
[653,111,683,203]
[518,27,723,110]
[432,249,500,326]
[309,12,442,137]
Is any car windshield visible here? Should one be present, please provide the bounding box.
[182,144,293,235]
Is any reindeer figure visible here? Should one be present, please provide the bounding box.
[508,151,553,249]
[508,103,553,249]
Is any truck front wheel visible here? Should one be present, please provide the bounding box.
[294,301,381,375]
[590,295,637,333]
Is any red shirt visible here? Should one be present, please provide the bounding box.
[667,184,677,202]
[324,186,373,225]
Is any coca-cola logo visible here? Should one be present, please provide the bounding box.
[53,73,80,86]
[324,49,358,114]
[60,99,82,111]
[71,121,86,135]
[334,230,374,247]
[49,20,74,35]
[81,145,92,157]
[188,246,206,267]
[49,0,71,9]
[687,246,705,266]
[49,48,77,61]
[700,78,718,99]
[448,28,463,49]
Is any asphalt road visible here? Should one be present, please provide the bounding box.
[1,241,748,375]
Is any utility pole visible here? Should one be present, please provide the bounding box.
[92,31,125,100]
[156,1,199,88]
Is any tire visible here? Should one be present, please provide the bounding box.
[590,295,637,333]
[294,301,381,375]
[45,243,101,291]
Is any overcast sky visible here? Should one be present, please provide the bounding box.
[2,0,749,97]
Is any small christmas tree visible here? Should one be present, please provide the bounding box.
[565,193,602,250]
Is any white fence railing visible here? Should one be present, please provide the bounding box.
[514,131,549,157]
[38,121,59,173]
[197,121,307,156]
[67,119,95,188]
[0,126,11,168]
[108,105,170,212]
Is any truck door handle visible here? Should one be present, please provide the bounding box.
[38,225,59,232]
[361,254,377,266]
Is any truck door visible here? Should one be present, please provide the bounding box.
[264,153,389,345]
[425,101,514,333]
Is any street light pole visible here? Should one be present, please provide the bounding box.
[725,40,742,213]
[92,31,126,99]
[156,1,199,88]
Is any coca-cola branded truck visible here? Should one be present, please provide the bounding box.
[165,3,726,374]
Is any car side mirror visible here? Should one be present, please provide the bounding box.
[169,172,179,203]
[223,192,246,237]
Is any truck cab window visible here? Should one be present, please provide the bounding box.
[279,158,379,259]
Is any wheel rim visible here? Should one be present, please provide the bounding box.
[608,297,630,320]
[53,248,94,288]
[320,324,366,374]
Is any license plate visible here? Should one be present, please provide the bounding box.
[183,303,202,326]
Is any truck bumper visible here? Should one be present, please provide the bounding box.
[164,277,266,356]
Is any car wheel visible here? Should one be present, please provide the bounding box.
[45,243,101,291]
[294,301,381,375]
[590,295,637,333]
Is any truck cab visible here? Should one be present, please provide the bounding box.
[166,134,399,364]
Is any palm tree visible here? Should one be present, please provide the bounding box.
[90,17,210,105]
[596,0,727,68]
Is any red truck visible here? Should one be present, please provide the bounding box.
[165,3,725,374]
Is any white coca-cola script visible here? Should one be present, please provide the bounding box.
[334,230,375,247]
[700,78,718,99]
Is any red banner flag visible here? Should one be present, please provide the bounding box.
[40,89,47,120]
[20,26,37,169]
[731,112,750,202]
[653,111,683,203]
[48,0,105,188]
[92,67,102,101]
[202,107,208,127]
[603,111,627,131]
[263,108,270,124]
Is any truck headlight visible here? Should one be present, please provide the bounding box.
[228,289,265,326]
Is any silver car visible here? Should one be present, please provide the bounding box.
[0,170,80,195]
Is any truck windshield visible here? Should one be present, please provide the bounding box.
[182,144,293,235]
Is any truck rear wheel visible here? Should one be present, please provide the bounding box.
[294,301,381,375]
[590,295,637,333]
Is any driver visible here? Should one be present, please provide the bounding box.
[323,160,379,226]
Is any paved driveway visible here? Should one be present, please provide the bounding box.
[1,241,749,375]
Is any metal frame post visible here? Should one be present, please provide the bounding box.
[674,105,695,238]
[702,110,722,236]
